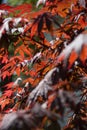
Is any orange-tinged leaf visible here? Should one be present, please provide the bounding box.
[4,82,13,89]
[0,99,12,110]
[22,46,32,56]
[34,60,48,72]
[78,16,87,29]
[34,64,43,72]
[30,22,39,38]
[10,56,23,62]
[42,66,53,75]
[1,71,11,80]
[1,55,8,64]
[1,60,15,72]
[62,33,70,39]
[28,78,34,84]
[29,70,37,77]
[43,39,51,47]
[19,50,24,58]
[15,66,21,76]
[33,77,41,87]
[23,77,34,85]
[68,50,78,69]
[47,93,56,108]
[80,44,87,64]
[56,0,78,17]
[3,90,13,98]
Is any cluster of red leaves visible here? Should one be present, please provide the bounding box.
[0,0,87,130]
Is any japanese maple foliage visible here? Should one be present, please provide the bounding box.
[0,0,87,130]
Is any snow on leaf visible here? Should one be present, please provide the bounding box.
[57,33,87,67]
[11,27,24,34]
[79,0,86,8]
[0,10,8,16]
[0,22,9,39]
[31,52,41,64]
[27,67,59,105]
[12,77,22,88]
[0,17,29,39]
[36,0,46,7]
[3,17,12,23]
[17,27,24,33]
[13,18,22,26]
